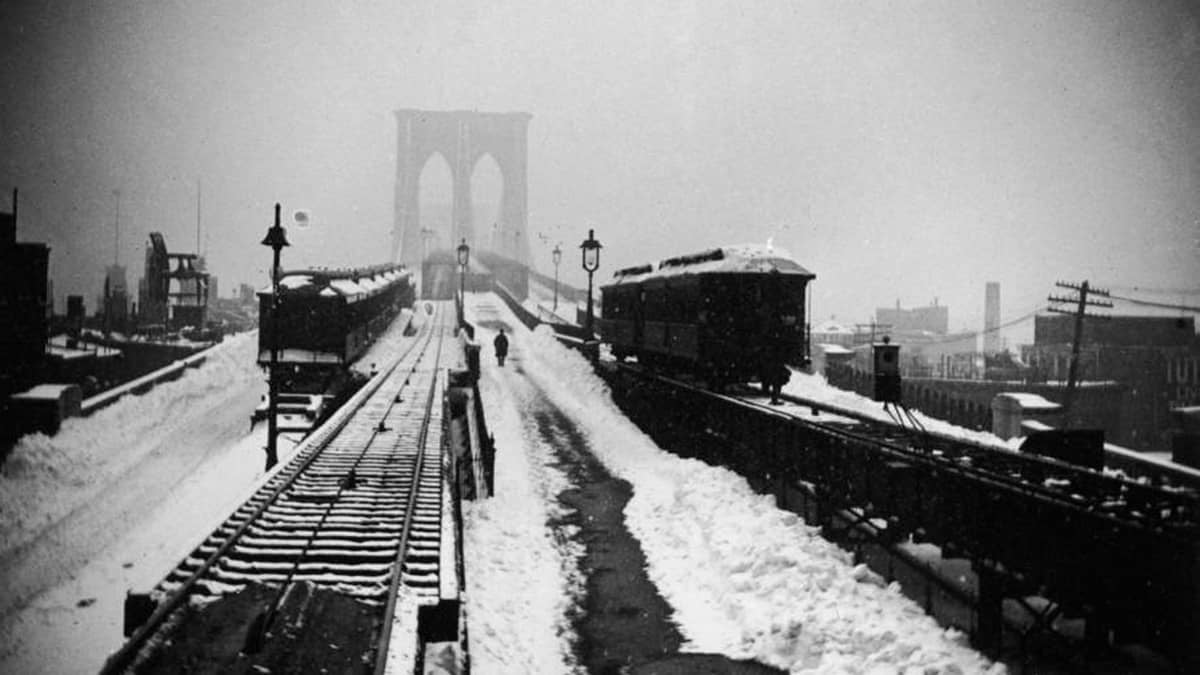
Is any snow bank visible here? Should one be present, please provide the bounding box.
[0,333,264,556]
[784,372,1015,451]
[507,322,1001,673]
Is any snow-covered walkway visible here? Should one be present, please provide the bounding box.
[463,292,1001,673]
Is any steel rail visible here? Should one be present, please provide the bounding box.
[612,362,1199,536]
[101,308,443,675]
[246,325,437,647]
[373,322,449,674]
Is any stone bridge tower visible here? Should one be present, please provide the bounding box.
[391,109,532,267]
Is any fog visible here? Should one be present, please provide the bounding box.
[2,0,1198,344]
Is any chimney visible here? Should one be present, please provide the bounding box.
[984,282,1001,354]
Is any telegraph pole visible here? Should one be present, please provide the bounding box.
[1047,280,1112,411]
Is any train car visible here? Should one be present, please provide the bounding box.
[258,263,414,391]
[599,245,815,387]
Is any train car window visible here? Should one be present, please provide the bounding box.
[619,286,637,319]
[678,277,700,320]
[663,282,680,323]
[601,288,617,318]
[643,281,667,317]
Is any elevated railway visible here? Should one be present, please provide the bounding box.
[104,302,468,674]
[603,361,1200,667]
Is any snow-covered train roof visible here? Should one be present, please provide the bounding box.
[606,244,815,285]
[260,263,410,301]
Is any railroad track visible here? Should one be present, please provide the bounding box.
[103,303,457,675]
[764,390,1200,534]
[613,362,1200,534]
[606,361,1200,664]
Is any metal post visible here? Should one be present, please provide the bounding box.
[974,563,1004,655]
[265,204,283,470]
[552,244,562,312]
[585,270,595,335]
[456,238,469,327]
[1064,280,1089,412]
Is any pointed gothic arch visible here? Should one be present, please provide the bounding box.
[392,109,532,267]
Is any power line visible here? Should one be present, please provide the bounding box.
[1108,293,1200,313]
[906,306,1042,345]
[1108,285,1200,295]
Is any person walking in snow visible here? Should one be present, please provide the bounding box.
[493,329,509,367]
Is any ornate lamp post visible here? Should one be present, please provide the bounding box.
[456,237,470,319]
[552,244,562,312]
[579,229,602,335]
[260,203,290,471]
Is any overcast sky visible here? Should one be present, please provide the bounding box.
[2,0,1198,343]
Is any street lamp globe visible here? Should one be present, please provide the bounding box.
[456,238,470,267]
[552,244,563,311]
[580,229,601,272]
[579,229,602,340]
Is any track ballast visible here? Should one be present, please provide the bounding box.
[104,303,458,675]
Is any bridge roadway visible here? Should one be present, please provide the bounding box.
[103,301,468,675]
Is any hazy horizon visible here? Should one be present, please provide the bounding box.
[3,0,1198,346]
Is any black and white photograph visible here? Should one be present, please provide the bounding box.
[2,1,1199,673]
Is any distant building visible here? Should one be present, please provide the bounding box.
[1022,313,1200,451]
[1033,314,1194,348]
[138,233,210,330]
[872,330,979,378]
[983,282,1001,355]
[876,299,949,334]
[238,283,257,304]
[66,295,85,332]
[0,192,51,392]
[103,264,129,332]
[812,318,855,347]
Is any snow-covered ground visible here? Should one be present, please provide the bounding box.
[781,370,1021,451]
[0,313,419,675]
[464,293,1001,673]
[1,296,1001,673]
[0,332,284,673]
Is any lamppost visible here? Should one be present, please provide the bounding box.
[552,244,562,312]
[580,229,602,335]
[260,203,290,471]
[456,237,470,321]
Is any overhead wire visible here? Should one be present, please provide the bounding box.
[1107,293,1200,313]
[885,306,1043,345]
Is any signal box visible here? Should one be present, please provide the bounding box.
[873,341,901,403]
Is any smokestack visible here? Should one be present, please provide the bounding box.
[984,282,1001,354]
